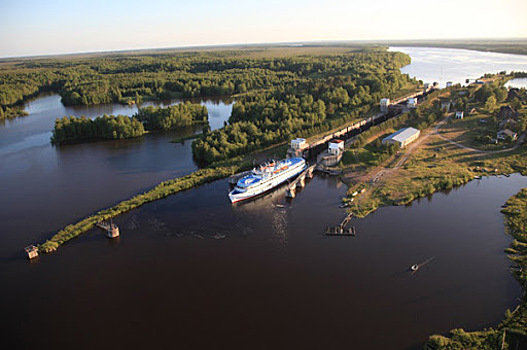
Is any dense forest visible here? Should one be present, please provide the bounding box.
[51,115,146,144]
[2,46,417,156]
[135,102,208,130]
[192,51,416,164]
[51,101,208,144]
[0,46,410,120]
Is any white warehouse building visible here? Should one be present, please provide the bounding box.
[382,127,421,148]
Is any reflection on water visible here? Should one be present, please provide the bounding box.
[0,94,233,154]
[2,173,518,350]
[2,47,527,350]
[0,94,233,262]
[389,46,527,88]
[272,206,289,247]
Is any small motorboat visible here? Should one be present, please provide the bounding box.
[410,264,419,271]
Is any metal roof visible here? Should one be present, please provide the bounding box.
[383,127,420,143]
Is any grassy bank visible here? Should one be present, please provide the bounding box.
[426,189,527,349]
[38,162,249,253]
[170,132,202,143]
[335,76,527,347]
[346,126,527,218]
[343,76,527,217]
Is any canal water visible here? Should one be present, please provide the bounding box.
[1,47,527,349]
[0,94,233,260]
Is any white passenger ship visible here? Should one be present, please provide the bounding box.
[229,157,307,203]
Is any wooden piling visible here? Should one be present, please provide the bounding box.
[25,245,39,260]
[97,221,120,239]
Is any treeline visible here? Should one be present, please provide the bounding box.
[192,51,415,164]
[51,115,146,144]
[0,47,410,121]
[135,102,208,130]
[51,101,208,144]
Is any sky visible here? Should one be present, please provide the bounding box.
[0,0,526,58]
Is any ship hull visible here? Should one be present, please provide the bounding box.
[229,158,307,203]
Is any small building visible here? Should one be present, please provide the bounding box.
[497,129,518,141]
[382,127,421,148]
[288,138,308,158]
[328,139,344,155]
[380,98,390,113]
[318,139,344,167]
[407,98,418,108]
[455,111,464,119]
[25,245,39,260]
[446,81,453,88]
[291,138,307,150]
[107,224,120,238]
[468,107,477,115]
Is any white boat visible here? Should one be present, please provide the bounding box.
[410,264,419,271]
[229,157,307,203]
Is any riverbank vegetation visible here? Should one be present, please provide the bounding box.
[191,50,416,164]
[2,46,418,151]
[51,114,146,144]
[135,102,208,130]
[426,189,527,349]
[342,76,527,217]
[0,45,409,120]
[50,101,208,144]
[38,161,249,253]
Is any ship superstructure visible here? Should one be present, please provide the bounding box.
[229,157,307,203]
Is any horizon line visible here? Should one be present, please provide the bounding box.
[2,37,527,61]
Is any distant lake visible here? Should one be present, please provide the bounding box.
[389,46,527,88]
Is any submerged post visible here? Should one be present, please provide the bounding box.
[297,176,306,188]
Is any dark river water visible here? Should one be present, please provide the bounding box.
[1,48,527,349]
